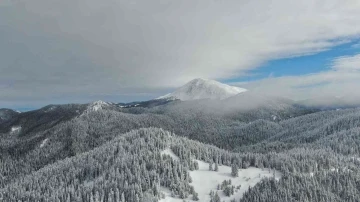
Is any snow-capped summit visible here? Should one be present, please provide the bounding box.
[157,78,247,101]
[87,100,110,112]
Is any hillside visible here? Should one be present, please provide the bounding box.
[0,108,19,123]
[1,100,360,201]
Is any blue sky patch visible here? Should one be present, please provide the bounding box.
[224,41,360,84]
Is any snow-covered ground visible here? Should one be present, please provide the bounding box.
[90,100,109,111]
[11,126,21,134]
[160,149,282,202]
[350,156,360,162]
[308,167,351,178]
[82,100,110,115]
[161,148,180,161]
[40,138,49,148]
[159,187,184,202]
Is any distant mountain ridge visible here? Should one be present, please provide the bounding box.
[157,78,247,101]
[0,108,19,123]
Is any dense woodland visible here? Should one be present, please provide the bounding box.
[1,100,360,201]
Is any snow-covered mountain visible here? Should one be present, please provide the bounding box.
[157,78,247,101]
[86,100,110,112]
[0,108,20,123]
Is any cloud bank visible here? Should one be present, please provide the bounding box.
[238,53,360,102]
[1,0,360,108]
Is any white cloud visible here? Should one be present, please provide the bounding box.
[331,54,360,71]
[1,0,360,107]
[235,54,360,103]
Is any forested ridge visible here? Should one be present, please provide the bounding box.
[1,100,360,201]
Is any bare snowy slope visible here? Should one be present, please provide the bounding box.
[158,78,247,101]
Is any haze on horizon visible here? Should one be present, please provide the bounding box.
[1,0,360,109]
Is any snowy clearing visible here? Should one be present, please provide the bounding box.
[159,149,282,202]
[189,160,281,202]
[11,126,21,134]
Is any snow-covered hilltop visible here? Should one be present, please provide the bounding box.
[83,100,111,114]
[158,78,247,101]
[88,100,110,111]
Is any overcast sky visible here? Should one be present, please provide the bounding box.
[1,0,360,109]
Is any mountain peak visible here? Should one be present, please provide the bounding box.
[158,78,247,101]
[87,100,110,112]
[92,100,109,106]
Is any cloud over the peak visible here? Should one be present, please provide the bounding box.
[1,0,360,107]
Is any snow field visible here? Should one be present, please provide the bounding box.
[160,149,281,202]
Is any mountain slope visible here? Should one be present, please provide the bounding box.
[3,108,360,201]
[0,104,89,135]
[0,108,19,123]
[0,128,282,202]
[158,78,247,101]
[2,101,360,201]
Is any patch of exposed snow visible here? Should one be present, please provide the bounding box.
[309,167,351,177]
[329,167,350,173]
[189,160,281,202]
[44,106,57,113]
[330,167,337,172]
[351,157,360,162]
[40,138,49,148]
[159,187,184,202]
[157,78,247,101]
[159,149,282,202]
[85,100,109,112]
[11,126,21,134]
[16,110,21,113]
[92,100,109,111]
[161,148,180,161]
